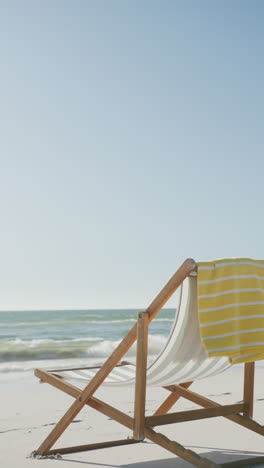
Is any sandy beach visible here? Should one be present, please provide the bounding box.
[1,365,263,468]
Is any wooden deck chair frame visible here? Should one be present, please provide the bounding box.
[34,258,264,468]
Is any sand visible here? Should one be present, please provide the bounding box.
[1,365,264,468]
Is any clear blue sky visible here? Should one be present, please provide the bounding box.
[1,1,263,310]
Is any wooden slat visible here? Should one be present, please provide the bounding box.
[48,361,133,373]
[165,385,264,436]
[46,438,140,456]
[134,312,149,440]
[35,258,196,455]
[146,404,245,426]
[154,382,193,417]
[243,362,255,418]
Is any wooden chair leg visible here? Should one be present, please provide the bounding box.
[134,311,149,440]
[243,361,255,418]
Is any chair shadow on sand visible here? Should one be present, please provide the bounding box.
[52,445,264,468]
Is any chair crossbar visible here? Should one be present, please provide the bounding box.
[47,360,134,374]
[165,384,264,436]
[145,403,245,426]
[46,438,140,456]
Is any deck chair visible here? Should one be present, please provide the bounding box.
[34,258,264,468]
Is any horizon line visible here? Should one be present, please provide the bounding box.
[0,306,175,313]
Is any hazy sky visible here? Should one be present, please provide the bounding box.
[1,1,264,310]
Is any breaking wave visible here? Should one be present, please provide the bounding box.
[0,334,167,364]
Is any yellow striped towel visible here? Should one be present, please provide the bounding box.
[197,258,264,364]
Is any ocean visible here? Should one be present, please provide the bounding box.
[0,308,174,378]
